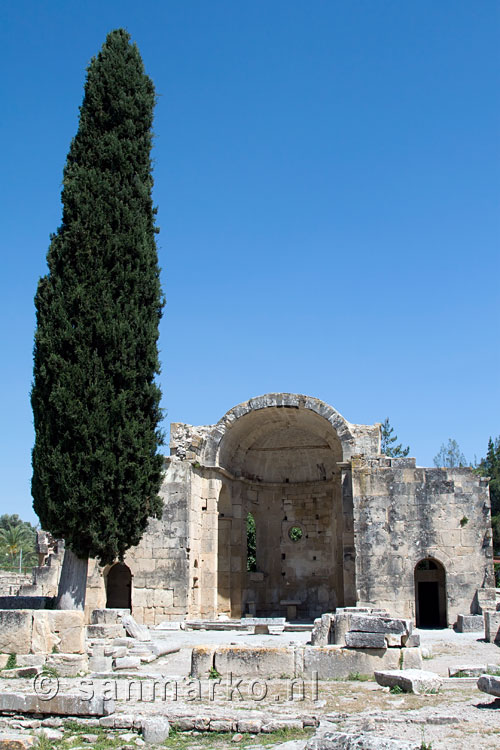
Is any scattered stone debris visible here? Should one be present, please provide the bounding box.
[374,669,443,695]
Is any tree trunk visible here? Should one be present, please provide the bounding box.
[56,547,88,610]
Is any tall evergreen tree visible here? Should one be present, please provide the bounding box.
[380,418,410,457]
[31,29,164,608]
[476,437,500,554]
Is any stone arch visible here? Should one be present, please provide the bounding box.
[208,394,352,619]
[200,393,356,468]
[106,562,132,610]
[414,558,447,628]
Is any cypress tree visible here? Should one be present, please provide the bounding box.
[31,29,164,607]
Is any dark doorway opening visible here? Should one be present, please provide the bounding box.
[414,559,446,628]
[106,562,132,610]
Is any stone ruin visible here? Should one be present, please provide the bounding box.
[0,393,498,747]
[78,392,493,629]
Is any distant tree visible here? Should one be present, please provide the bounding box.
[476,437,500,515]
[433,439,467,468]
[380,418,410,457]
[0,524,37,572]
[0,514,37,536]
[31,29,164,609]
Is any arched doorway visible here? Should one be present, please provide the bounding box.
[106,562,132,610]
[414,559,447,628]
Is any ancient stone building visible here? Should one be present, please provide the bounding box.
[85,393,494,626]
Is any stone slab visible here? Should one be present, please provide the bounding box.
[90,609,130,625]
[345,632,386,649]
[348,615,410,636]
[374,669,442,694]
[86,624,125,639]
[0,692,114,716]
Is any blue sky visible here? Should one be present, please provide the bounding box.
[1,1,498,524]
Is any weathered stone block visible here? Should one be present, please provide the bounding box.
[456,614,484,633]
[303,646,400,680]
[474,588,496,614]
[31,612,58,654]
[404,633,420,647]
[484,611,500,643]
[209,719,233,732]
[0,692,114,716]
[237,719,262,733]
[477,673,500,697]
[47,653,88,676]
[0,611,33,654]
[0,736,36,749]
[89,655,113,673]
[309,729,417,749]
[121,614,151,641]
[141,716,170,744]
[191,646,215,678]
[348,615,410,635]
[1,666,41,679]
[311,614,333,647]
[345,632,386,649]
[114,656,140,670]
[214,646,295,678]
[46,611,85,654]
[86,624,125,639]
[449,665,486,677]
[374,669,442,694]
[400,647,422,670]
[261,719,303,732]
[90,609,129,624]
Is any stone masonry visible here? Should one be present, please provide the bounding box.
[77,393,493,626]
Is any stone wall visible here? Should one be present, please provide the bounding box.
[351,456,494,623]
[0,609,85,654]
[0,571,31,596]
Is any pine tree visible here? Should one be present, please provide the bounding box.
[433,439,467,468]
[380,418,410,457]
[31,29,164,608]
